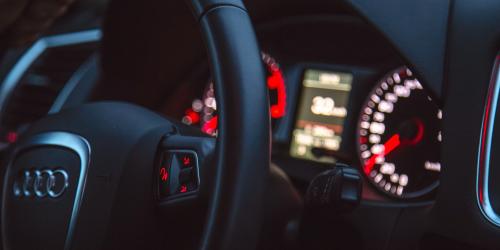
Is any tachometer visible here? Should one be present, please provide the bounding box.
[358,67,442,198]
[182,53,286,136]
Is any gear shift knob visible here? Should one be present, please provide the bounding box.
[305,164,362,213]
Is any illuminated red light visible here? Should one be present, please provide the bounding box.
[180,185,188,193]
[477,57,499,204]
[202,116,218,135]
[267,69,286,119]
[192,55,286,136]
[183,156,191,166]
[6,132,17,143]
[159,167,168,182]
[359,137,368,144]
[407,119,425,145]
[185,108,200,124]
[364,134,401,174]
[479,87,492,204]
[363,119,427,175]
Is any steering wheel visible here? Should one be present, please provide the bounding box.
[0,0,270,249]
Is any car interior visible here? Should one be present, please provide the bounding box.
[0,0,499,249]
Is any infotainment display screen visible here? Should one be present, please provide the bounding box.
[290,69,353,163]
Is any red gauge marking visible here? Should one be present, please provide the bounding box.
[364,134,401,175]
[185,108,200,124]
[359,136,368,144]
[406,118,424,145]
[363,119,426,175]
[188,54,286,135]
[399,68,407,78]
[202,116,218,135]
[6,132,17,143]
[267,68,286,119]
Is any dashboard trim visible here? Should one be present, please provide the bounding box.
[49,53,100,114]
[0,29,102,121]
[477,54,500,227]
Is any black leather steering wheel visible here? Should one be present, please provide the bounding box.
[0,1,270,249]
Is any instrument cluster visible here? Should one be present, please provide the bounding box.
[177,53,442,201]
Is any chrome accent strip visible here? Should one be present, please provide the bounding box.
[0,29,102,121]
[477,55,500,226]
[48,54,98,114]
[47,169,70,198]
[2,132,91,250]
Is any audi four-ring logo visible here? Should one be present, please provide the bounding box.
[13,169,69,198]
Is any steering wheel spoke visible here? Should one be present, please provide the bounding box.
[1,0,268,249]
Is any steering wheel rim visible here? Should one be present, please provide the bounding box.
[1,1,270,250]
[191,1,270,249]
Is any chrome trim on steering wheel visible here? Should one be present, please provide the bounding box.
[477,54,500,226]
[0,29,101,124]
[1,132,91,250]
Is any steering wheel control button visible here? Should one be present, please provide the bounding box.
[179,168,194,183]
[158,150,199,200]
[158,154,172,198]
[178,152,196,169]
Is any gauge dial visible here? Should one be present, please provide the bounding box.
[182,53,286,136]
[358,67,442,198]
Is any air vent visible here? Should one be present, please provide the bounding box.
[4,43,96,129]
[0,30,101,147]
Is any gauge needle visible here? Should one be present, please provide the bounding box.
[364,134,401,175]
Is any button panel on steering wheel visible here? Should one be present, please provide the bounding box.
[158,150,199,200]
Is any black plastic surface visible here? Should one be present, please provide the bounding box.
[5,0,500,249]
[188,0,245,18]
[306,164,362,213]
[347,0,451,99]
[13,103,172,249]
[198,4,270,250]
[4,147,80,250]
[429,0,500,248]
[51,54,101,113]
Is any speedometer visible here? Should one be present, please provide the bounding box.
[358,67,442,199]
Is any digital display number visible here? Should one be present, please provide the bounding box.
[290,69,353,163]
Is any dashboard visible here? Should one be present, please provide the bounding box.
[173,61,442,201]
[0,3,439,203]
[156,15,442,202]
